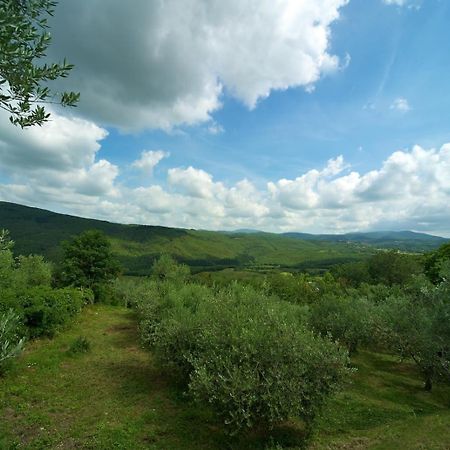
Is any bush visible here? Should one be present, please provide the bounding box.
[367,251,422,286]
[139,281,349,436]
[376,268,450,390]
[425,242,450,283]
[0,230,88,341]
[151,254,190,284]
[265,273,320,304]
[114,277,159,308]
[0,309,25,375]
[310,293,374,355]
[15,254,52,288]
[68,336,91,354]
[138,281,212,359]
[187,297,349,435]
[14,287,85,338]
[0,247,15,290]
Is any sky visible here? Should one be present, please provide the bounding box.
[1,0,450,236]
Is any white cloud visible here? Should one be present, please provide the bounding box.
[47,0,349,131]
[0,108,118,200]
[383,0,407,5]
[382,0,421,10]
[267,145,450,234]
[0,111,107,171]
[390,97,411,112]
[1,120,450,236]
[131,150,169,175]
[168,166,224,199]
[207,122,224,135]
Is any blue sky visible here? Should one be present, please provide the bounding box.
[1,0,450,236]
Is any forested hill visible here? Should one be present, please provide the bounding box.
[282,230,447,252]
[0,201,446,275]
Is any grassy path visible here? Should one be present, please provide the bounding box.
[1,306,449,449]
[0,305,222,449]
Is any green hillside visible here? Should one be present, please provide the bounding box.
[283,230,447,252]
[2,201,445,275]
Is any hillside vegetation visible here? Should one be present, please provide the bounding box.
[1,226,449,448]
[1,305,449,449]
[0,202,445,275]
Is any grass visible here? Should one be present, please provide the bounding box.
[1,306,449,449]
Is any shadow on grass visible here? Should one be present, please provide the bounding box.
[96,351,310,450]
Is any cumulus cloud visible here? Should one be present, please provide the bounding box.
[131,150,169,175]
[168,166,224,199]
[47,0,349,131]
[0,108,118,201]
[390,97,411,112]
[0,111,107,172]
[1,120,450,236]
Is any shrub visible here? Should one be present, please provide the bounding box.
[15,286,85,338]
[141,281,349,436]
[68,336,91,355]
[376,268,450,391]
[15,254,52,288]
[367,251,422,286]
[0,309,25,375]
[0,246,15,290]
[139,281,212,358]
[310,293,374,355]
[186,299,349,435]
[151,254,190,284]
[425,242,450,283]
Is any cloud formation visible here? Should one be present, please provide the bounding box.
[383,0,407,5]
[1,112,449,237]
[390,97,411,112]
[132,150,169,175]
[0,109,117,200]
[47,0,349,131]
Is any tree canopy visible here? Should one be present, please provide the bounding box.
[0,0,79,127]
[60,230,120,298]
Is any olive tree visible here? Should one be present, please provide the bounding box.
[377,268,450,391]
[0,309,25,375]
[310,293,374,355]
[0,0,79,127]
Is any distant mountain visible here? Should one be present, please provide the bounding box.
[229,229,264,234]
[282,230,447,252]
[0,202,446,275]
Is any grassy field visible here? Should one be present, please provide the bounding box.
[1,305,449,449]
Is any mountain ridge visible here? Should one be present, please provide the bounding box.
[0,201,447,274]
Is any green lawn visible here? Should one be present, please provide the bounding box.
[1,306,449,449]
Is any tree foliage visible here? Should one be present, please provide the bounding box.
[60,230,121,299]
[425,242,450,283]
[133,260,349,437]
[151,254,190,284]
[376,270,450,391]
[0,229,14,252]
[0,0,79,127]
[310,293,374,355]
[0,309,25,375]
[367,251,422,286]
